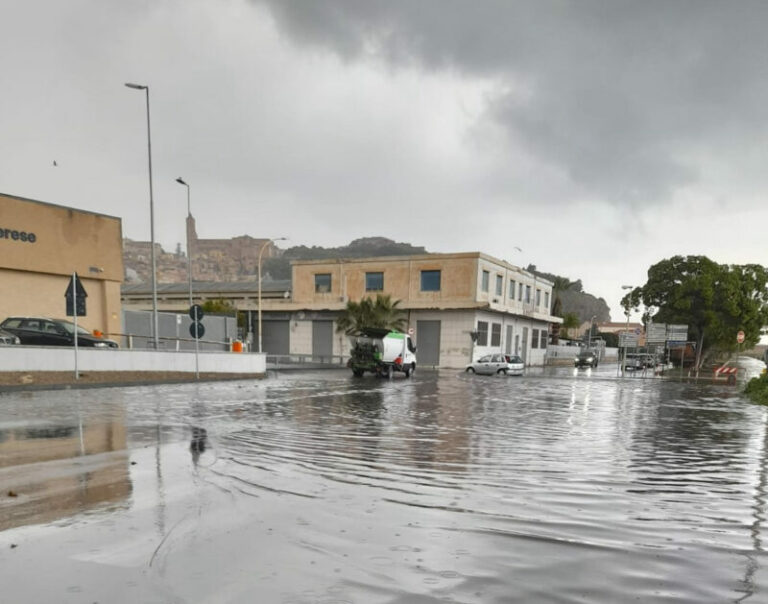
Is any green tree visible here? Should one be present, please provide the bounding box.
[336,294,407,335]
[560,312,580,340]
[623,256,768,370]
[201,298,236,314]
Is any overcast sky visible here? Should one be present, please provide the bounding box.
[3,0,767,321]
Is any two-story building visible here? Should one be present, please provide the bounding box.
[121,251,560,368]
[276,252,559,368]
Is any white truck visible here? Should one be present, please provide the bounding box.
[347,328,417,378]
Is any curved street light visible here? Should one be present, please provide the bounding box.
[175,177,193,310]
[125,82,159,350]
[258,237,288,353]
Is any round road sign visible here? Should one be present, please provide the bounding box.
[190,322,205,339]
[189,304,204,321]
[737,330,745,344]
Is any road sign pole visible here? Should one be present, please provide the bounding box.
[194,306,200,379]
[72,273,79,380]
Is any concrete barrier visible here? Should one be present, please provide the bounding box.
[0,346,266,374]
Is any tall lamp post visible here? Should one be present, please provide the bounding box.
[175,177,193,310]
[587,315,596,349]
[258,237,287,353]
[125,82,159,350]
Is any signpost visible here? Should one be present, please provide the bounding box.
[189,304,204,379]
[646,322,667,344]
[65,273,87,380]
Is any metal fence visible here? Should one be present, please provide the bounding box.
[122,310,238,351]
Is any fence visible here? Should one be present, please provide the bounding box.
[122,310,238,351]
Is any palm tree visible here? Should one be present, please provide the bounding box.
[560,312,581,341]
[550,277,573,344]
[336,294,407,335]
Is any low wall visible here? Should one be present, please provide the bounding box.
[0,347,266,374]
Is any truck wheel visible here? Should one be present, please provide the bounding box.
[386,365,393,379]
[404,363,414,378]
[352,369,364,377]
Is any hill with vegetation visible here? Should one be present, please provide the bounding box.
[262,237,427,280]
[527,266,611,322]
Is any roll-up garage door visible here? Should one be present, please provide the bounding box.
[262,320,289,355]
[312,321,334,361]
[416,320,441,366]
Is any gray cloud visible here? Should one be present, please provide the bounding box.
[254,0,768,205]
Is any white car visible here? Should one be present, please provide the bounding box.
[466,353,524,376]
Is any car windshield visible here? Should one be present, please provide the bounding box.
[55,320,92,336]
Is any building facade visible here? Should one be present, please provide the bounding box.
[286,252,560,367]
[0,193,123,338]
[120,252,560,367]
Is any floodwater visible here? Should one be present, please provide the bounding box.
[2,362,768,603]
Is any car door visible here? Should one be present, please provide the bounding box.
[477,354,493,374]
[41,320,72,346]
[17,319,45,345]
[491,354,505,373]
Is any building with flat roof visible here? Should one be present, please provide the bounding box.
[121,251,560,367]
[0,192,123,339]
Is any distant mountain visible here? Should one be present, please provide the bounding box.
[261,237,428,280]
[527,266,611,322]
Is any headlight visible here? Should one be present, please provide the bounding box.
[574,356,579,361]
[14,337,20,345]
[93,341,109,348]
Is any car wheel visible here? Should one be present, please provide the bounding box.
[466,367,475,373]
[497,368,508,375]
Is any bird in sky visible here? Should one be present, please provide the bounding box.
[52,160,57,167]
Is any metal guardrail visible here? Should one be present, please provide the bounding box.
[266,354,347,369]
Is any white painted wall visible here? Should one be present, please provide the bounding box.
[0,347,266,374]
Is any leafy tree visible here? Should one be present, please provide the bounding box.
[336,294,407,335]
[622,256,768,370]
[201,298,236,314]
[560,312,581,340]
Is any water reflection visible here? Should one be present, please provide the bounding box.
[0,410,131,531]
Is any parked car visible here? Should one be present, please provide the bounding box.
[574,350,598,368]
[0,328,20,345]
[504,355,525,376]
[0,317,118,348]
[624,355,645,370]
[466,353,515,375]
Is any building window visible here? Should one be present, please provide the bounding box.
[365,272,384,291]
[495,275,503,296]
[525,285,531,303]
[536,289,541,306]
[477,321,488,346]
[531,328,539,349]
[491,323,501,346]
[540,330,548,348]
[518,283,524,301]
[544,291,550,310]
[481,270,490,292]
[314,273,332,293]
[509,279,515,299]
[421,270,441,291]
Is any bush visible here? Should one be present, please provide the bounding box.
[745,372,768,405]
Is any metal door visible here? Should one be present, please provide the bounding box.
[261,320,290,355]
[312,321,333,362]
[416,320,441,366]
[521,327,529,363]
[505,325,513,355]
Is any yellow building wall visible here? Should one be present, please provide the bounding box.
[0,194,123,338]
[291,254,479,307]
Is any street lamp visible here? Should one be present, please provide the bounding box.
[125,82,159,350]
[175,177,193,310]
[587,315,596,349]
[258,237,287,353]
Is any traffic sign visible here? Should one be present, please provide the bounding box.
[65,273,87,317]
[189,304,204,321]
[737,330,745,344]
[190,322,205,339]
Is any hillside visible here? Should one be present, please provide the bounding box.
[527,266,611,322]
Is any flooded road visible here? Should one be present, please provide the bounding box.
[2,366,768,603]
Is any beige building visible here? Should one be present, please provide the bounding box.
[120,251,561,367]
[0,193,123,338]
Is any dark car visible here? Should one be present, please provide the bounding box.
[0,317,118,348]
[574,350,598,368]
[0,328,20,345]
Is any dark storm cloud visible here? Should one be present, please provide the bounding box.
[254,0,768,204]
